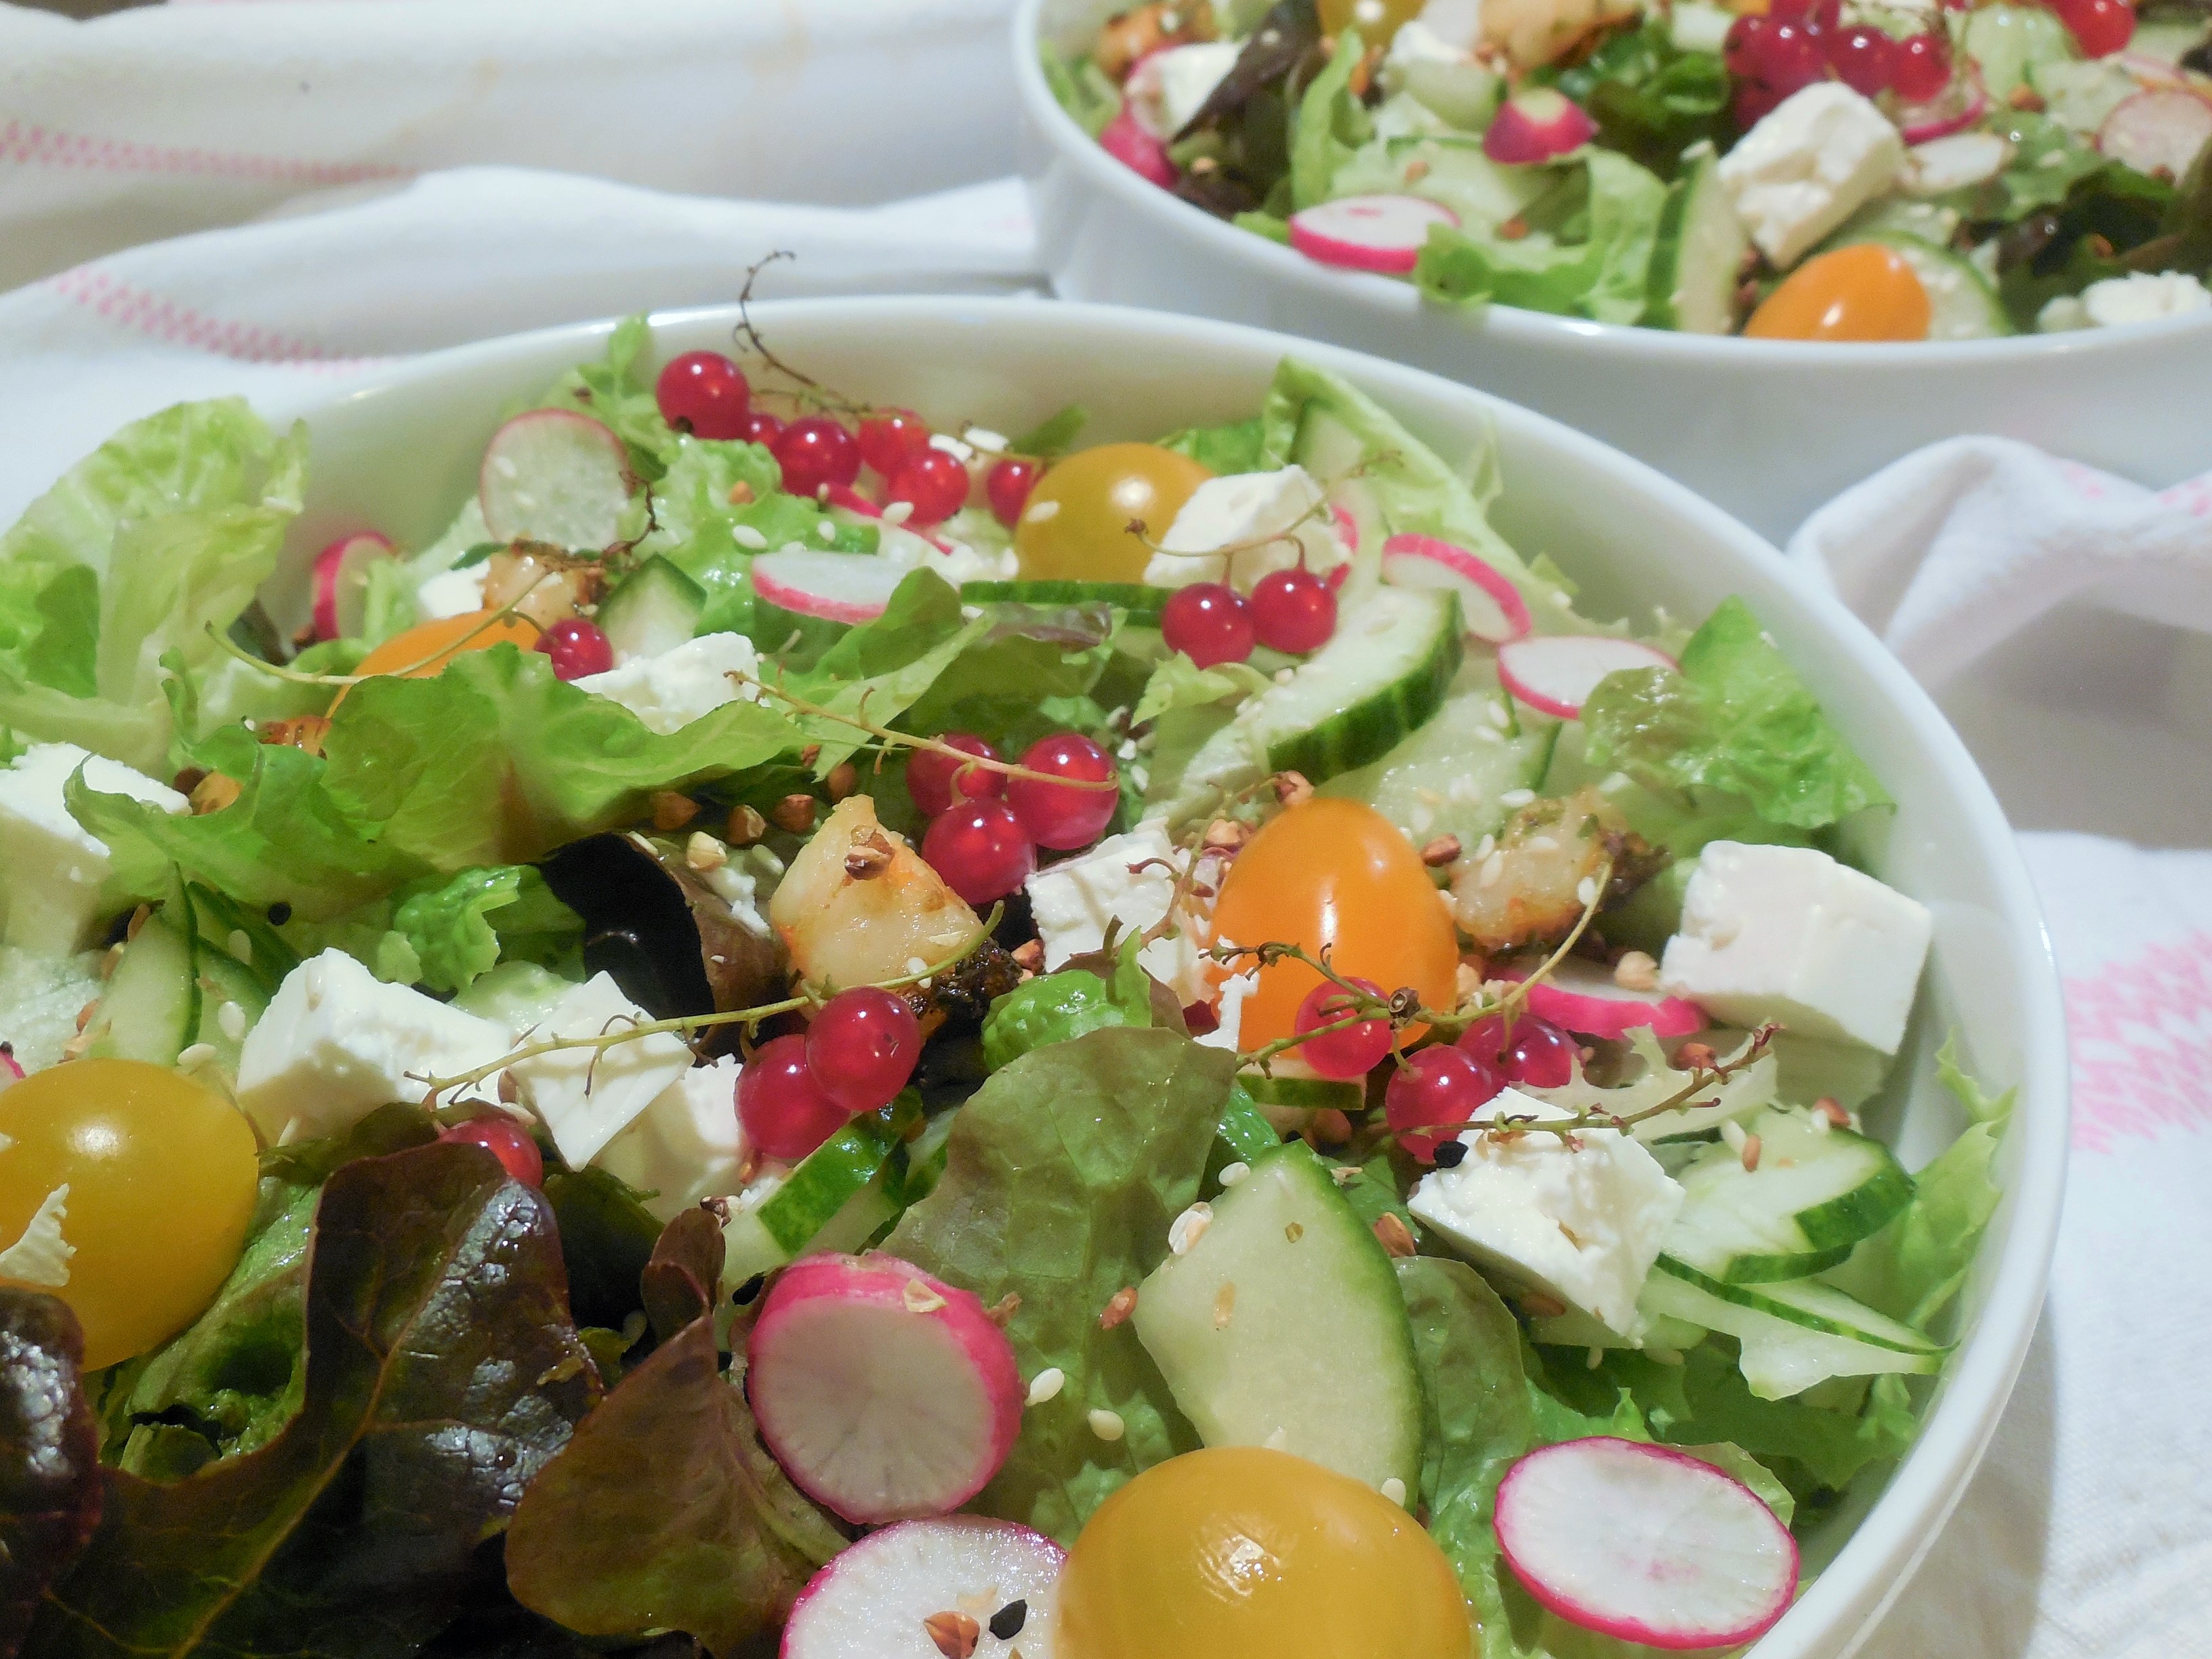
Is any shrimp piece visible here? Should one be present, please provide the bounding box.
[1450,787,1664,953]
[769,796,985,991]
[1480,0,1639,70]
[1094,0,1218,81]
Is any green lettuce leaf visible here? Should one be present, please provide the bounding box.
[1581,596,1891,830]
[1291,26,1372,209]
[1545,21,1729,180]
[387,865,583,994]
[1414,150,1670,326]
[886,1027,1237,1540]
[1158,415,1269,474]
[783,572,991,771]
[1041,48,1123,140]
[1131,652,1272,726]
[980,933,1157,1070]
[0,1290,102,1658]
[1660,1341,1914,1492]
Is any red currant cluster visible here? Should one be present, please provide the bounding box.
[1723,0,1952,127]
[909,731,1120,906]
[739,987,924,1162]
[653,350,1041,532]
[2046,0,2135,58]
[535,615,614,682]
[1159,568,1342,669]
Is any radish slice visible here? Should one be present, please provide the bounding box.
[747,1254,1023,1525]
[1288,194,1460,275]
[0,1047,22,1090]
[1496,635,1676,720]
[1494,958,1707,1040]
[1483,87,1597,165]
[781,1517,1064,1659]
[821,483,958,556]
[1099,106,1177,189]
[1495,1437,1798,1650]
[1897,75,1989,144]
[478,408,632,550]
[2097,89,2212,180]
[310,531,397,642]
[1903,129,2012,196]
[753,550,910,626]
[1380,533,1533,644]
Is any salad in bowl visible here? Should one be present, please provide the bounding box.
[0,302,2051,1659]
[1043,0,2212,340]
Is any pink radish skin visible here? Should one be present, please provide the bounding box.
[747,1254,1023,1525]
[1483,87,1598,165]
[781,1517,1064,1659]
[1100,106,1177,188]
[1497,634,1677,720]
[478,407,631,548]
[2097,89,2212,180]
[1288,194,1460,274]
[1898,76,1990,144]
[752,550,910,625]
[1380,533,1533,643]
[0,1046,21,1089]
[1496,1437,1799,1650]
[821,483,958,555]
[310,532,397,642]
[1494,958,1707,1040]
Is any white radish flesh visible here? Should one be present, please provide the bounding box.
[478,408,632,550]
[1380,533,1532,643]
[1902,131,2012,197]
[1483,87,1597,165]
[310,532,397,642]
[781,1517,1063,1659]
[747,1254,1023,1525]
[2097,89,2212,182]
[1288,194,1460,275]
[1896,79,1989,144]
[1498,958,1707,1040]
[1497,634,1675,720]
[1494,1437,1798,1649]
[753,551,909,625]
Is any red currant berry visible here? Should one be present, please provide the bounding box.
[857,409,930,476]
[772,416,862,499]
[922,798,1038,903]
[985,457,1041,527]
[1458,1011,1577,1086]
[1765,0,1814,19]
[1160,582,1257,669]
[885,449,971,528]
[1385,1045,1504,1164]
[907,733,1004,818]
[534,616,613,680]
[1733,80,1790,127]
[1891,32,1952,100]
[1250,567,1338,654]
[654,351,750,441]
[1723,13,1773,78]
[1294,977,1393,1080]
[2053,0,2133,57]
[739,1033,854,1161]
[805,987,922,1113]
[439,1115,545,1187]
[1006,733,1119,851]
[1757,20,1827,91]
[1828,24,1897,95]
[737,410,785,447]
[1804,0,1841,33]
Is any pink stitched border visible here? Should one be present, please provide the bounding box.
[1,120,409,186]
[2066,930,2212,1153]
[42,267,388,371]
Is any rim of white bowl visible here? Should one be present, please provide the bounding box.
[1011,0,2212,365]
[266,295,2070,1659]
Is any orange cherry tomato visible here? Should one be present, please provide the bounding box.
[1317,0,1428,45]
[331,610,541,707]
[1210,796,1460,1052]
[1012,443,1214,584]
[1744,243,1932,343]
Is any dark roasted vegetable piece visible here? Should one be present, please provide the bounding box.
[1179,0,1323,138]
[0,1292,101,1659]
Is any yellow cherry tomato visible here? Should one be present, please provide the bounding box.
[1057,1447,1473,1659]
[1317,0,1427,46]
[0,1059,258,1368]
[1210,796,1460,1051]
[1012,443,1214,583]
[1744,243,1932,343]
[332,609,542,707]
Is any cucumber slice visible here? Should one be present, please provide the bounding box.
[960,579,1168,622]
[1841,232,2013,340]
[192,947,270,1073]
[86,908,198,1067]
[718,1120,900,1287]
[1666,1108,1912,1283]
[1649,146,1748,335]
[597,555,706,663]
[1644,1256,1946,1399]
[1319,674,1558,858]
[752,598,851,669]
[1136,1143,1424,1493]
[1154,588,1462,824]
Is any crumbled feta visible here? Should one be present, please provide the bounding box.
[2036,294,2091,332]
[0,1185,73,1286]
[1378,18,1474,98]
[1145,466,1349,594]
[1414,0,1484,48]
[2080,270,2212,329]
[509,972,696,1169]
[0,743,187,956]
[236,949,513,1143]
[1408,1090,1684,1337]
[1659,842,1932,1054]
[574,632,760,735]
[1717,83,1904,268]
[1197,966,1258,1052]
[415,564,489,621]
[594,1055,746,1222]
[1025,821,1212,1004]
[1126,40,1241,138]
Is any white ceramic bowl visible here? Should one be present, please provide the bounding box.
[252,297,2066,1659]
[1015,0,2212,541]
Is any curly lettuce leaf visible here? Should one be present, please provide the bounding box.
[388,865,583,994]
[1041,47,1123,140]
[886,1027,1237,1540]
[1414,150,1670,326]
[1581,596,1890,830]
[1158,414,1269,474]
[1291,26,1372,209]
[981,932,1157,1070]
[1544,20,1729,180]
[0,1290,102,1659]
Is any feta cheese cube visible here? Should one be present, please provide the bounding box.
[1659,841,1932,1054]
[415,565,489,621]
[594,1055,745,1221]
[1717,84,1904,269]
[510,972,695,1168]
[1025,821,1211,1005]
[236,949,514,1143]
[0,743,186,956]
[1145,467,1350,595]
[1126,40,1241,138]
[1196,966,1256,1052]
[1415,0,1484,49]
[574,631,760,735]
[1408,1089,1684,1336]
[2080,270,2212,329]
[1382,18,1473,91]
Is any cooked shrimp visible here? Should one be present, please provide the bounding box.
[769,796,985,991]
[1481,0,1639,69]
[1450,786,1664,953]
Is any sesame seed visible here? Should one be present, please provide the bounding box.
[881,499,914,525]
[1486,701,1511,730]
[218,1000,247,1042]
[178,1042,218,1069]
[1576,876,1599,907]
[1721,1120,1748,1154]
[1025,1368,1065,1406]
[816,520,838,542]
[1263,1426,1290,1451]
[1499,787,1535,808]
[1478,851,1506,888]
[1380,1477,1408,1506]
[228,929,253,963]
[1474,833,1496,863]
[1217,1161,1250,1187]
[1587,1346,1605,1370]
[1168,1202,1213,1256]
[1023,498,1061,523]
[731,525,768,550]
[1273,667,1296,684]
[1088,1408,1126,1442]
[905,957,929,977]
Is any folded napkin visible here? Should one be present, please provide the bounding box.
[0,0,1021,289]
